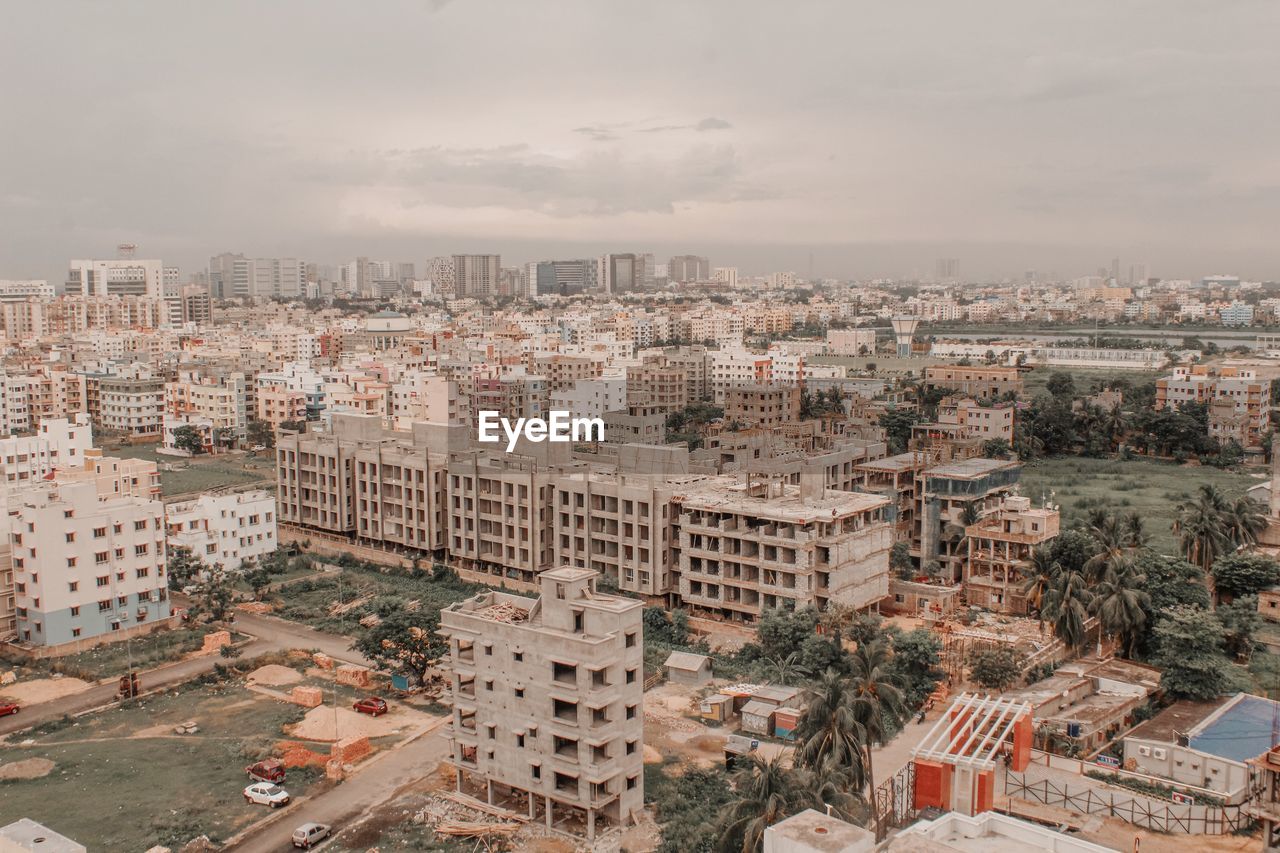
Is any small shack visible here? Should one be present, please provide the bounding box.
[700,693,734,724]
[664,651,713,686]
[774,707,801,740]
[741,699,776,736]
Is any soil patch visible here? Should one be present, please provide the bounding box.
[0,677,92,705]
[0,758,55,780]
[246,664,302,687]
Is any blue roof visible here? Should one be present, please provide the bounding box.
[1189,694,1280,763]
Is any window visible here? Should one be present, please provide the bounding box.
[625,704,637,720]
[70,606,80,616]
[98,600,112,612]
[135,519,147,530]
[513,651,523,662]
[72,628,81,638]
[626,775,638,790]
[93,527,106,538]
[96,576,109,587]
[95,552,108,564]
[625,632,637,648]
[68,582,78,593]
[136,568,149,579]
[65,532,75,543]
[67,557,77,568]
[626,668,637,684]
[626,740,637,755]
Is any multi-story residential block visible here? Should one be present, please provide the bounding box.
[0,414,93,486]
[165,491,277,570]
[962,495,1060,614]
[0,280,56,301]
[723,383,801,430]
[453,255,502,298]
[1157,364,1272,448]
[165,370,250,440]
[257,385,308,430]
[923,365,1023,401]
[440,567,644,840]
[624,365,687,413]
[11,477,168,648]
[667,255,710,283]
[93,365,165,438]
[353,433,449,556]
[675,473,892,622]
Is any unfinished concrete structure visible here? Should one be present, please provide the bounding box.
[962,494,1060,614]
[723,383,801,430]
[440,567,644,840]
[675,472,892,622]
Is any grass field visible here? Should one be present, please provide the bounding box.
[0,628,215,684]
[1021,365,1160,398]
[0,678,326,849]
[107,444,276,497]
[1018,456,1265,554]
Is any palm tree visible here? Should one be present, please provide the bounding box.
[1084,515,1132,584]
[715,753,816,853]
[848,640,905,840]
[1102,403,1129,451]
[1090,563,1151,658]
[794,669,866,790]
[1173,484,1231,573]
[761,652,808,686]
[1223,495,1267,551]
[1123,512,1148,549]
[1042,567,1092,651]
[1021,545,1059,632]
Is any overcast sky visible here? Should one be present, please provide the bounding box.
[2,0,1278,282]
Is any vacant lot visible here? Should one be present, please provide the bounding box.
[1019,456,1263,553]
[108,444,276,497]
[1021,365,1160,398]
[0,675,327,850]
[0,627,218,686]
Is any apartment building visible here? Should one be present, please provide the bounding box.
[918,457,1023,581]
[0,414,93,486]
[165,370,250,440]
[553,463,693,599]
[923,365,1024,401]
[94,366,165,438]
[454,255,502,298]
[11,479,168,648]
[550,378,627,422]
[625,365,688,413]
[723,384,801,429]
[447,447,564,585]
[962,495,1060,614]
[936,397,1015,443]
[166,491,277,570]
[67,257,166,298]
[276,414,379,535]
[353,435,449,556]
[1157,365,1272,448]
[441,567,644,840]
[257,385,308,430]
[675,473,892,622]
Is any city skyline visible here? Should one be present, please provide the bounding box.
[2,1,1279,283]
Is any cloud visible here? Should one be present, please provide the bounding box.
[695,117,732,131]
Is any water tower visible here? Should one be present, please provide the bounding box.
[890,315,921,357]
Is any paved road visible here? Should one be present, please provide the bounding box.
[231,725,449,853]
[0,610,369,738]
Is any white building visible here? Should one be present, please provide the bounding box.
[67,257,166,298]
[12,479,169,647]
[0,280,55,302]
[166,490,277,571]
[0,414,94,486]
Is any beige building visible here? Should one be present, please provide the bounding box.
[675,473,892,622]
[923,365,1024,401]
[963,495,1061,614]
[257,385,307,430]
[723,384,801,430]
[441,567,644,840]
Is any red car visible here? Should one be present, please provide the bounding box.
[352,697,388,717]
[0,702,18,717]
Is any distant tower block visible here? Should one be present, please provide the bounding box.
[891,315,921,357]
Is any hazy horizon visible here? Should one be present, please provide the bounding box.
[3,1,1279,283]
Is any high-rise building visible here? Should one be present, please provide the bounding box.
[935,258,959,281]
[667,255,710,284]
[532,259,598,296]
[425,256,456,297]
[67,255,165,298]
[712,267,739,288]
[440,567,645,840]
[453,255,501,298]
[209,253,250,300]
[208,255,304,299]
[601,254,639,294]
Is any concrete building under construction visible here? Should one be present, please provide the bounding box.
[440,567,644,840]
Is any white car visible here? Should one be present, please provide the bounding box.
[243,782,291,808]
[292,823,331,849]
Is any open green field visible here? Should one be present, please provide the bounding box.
[1021,365,1160,398]
[0,628,217,685]
[1019,456,1265,554]
[107,444,276,497]
[0,677,326,850]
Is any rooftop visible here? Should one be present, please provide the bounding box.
[1125,698,1226,746]
[678,477,889,522]
[925,457,1019,480]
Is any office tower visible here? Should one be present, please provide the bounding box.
[532,259,599,296]
[935,258,959,281]
[601,254,638,294]
[667,255,710,284]
[1110,257,1120,283]
[453,255,501,298]
[0,281,55,302]
[712,267,739,288]
[67,249,166,298]
[639,253,655,289]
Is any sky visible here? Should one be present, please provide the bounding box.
[1,0,1278,283]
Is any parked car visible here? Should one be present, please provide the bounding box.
[0,702,19,717]
[243,782,290,808]
[245,758,285,783]
[352,697,388,716]
[291,823,331,849]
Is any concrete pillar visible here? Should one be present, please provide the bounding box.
[454,768,462,791]
[487,779,493,805]
[545,796,553,829]
[528,791,535,820]
[588,808,596,841]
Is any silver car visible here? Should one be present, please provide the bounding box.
[292,823,331,849]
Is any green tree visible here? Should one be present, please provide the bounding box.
[1136,551,1211,613]
[884,628,943,710]
[848,640,904,839]
[173,424,206,455]
[187,567,234,623]
[1211,553,1280,600]
[1219,595,1261,661]
[1020,545,1059,630]
[715,754,818,853]
[166,545,203,591]
[1042,567,1092,650]
[1223,495,1268,551]
[981,438,1011,459]
[890,542,913,580]
[1172,484,1231,574]
[795,670,866,790]
[247,418,275,449]
[651,766,735,853]
[1151,606,1229,699]
[243,562,274,599]
[352,608,446,686]
[1045,372,1076,401]
[967,646,1022,691]
[756,607,820,660]
[1091,563,1150,659]
[878,407,919,454]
